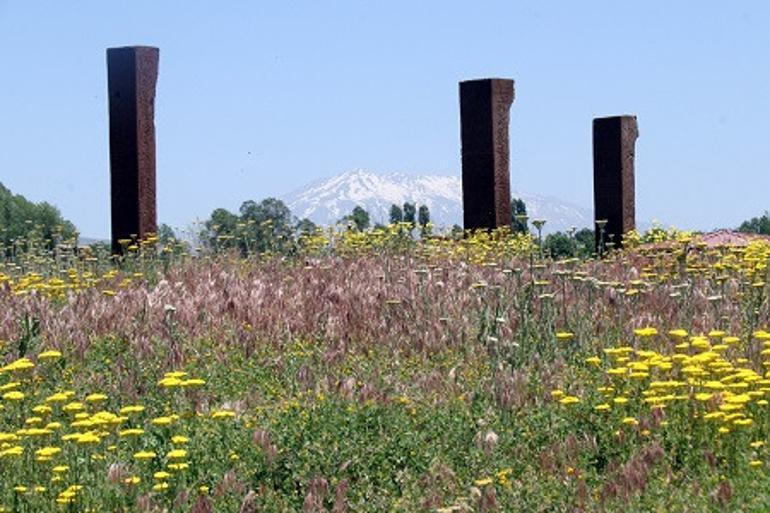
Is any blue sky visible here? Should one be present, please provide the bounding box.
[0,1,768,237]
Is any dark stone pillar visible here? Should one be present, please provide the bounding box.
[460,78,515,231]
[107,46,159,253]
[593,115,638,252]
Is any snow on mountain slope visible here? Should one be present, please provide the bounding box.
[283,169,592,234]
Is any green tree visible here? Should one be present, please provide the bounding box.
[0,182,76,249]
[418,205,430,227]
[574,228,596,257]
[544,232,574,259]
[239,198,295,253]
[341,206,370,232]
[543,228,597,259]
[157,223,177,245]
[203,208,239,250]
[737,211,770,235]
[403,202,416,228]
[389,204,403,224]
[418,205,431,237]
[511,198,528,234]
[295,218,318,237]
[201,197,298,255]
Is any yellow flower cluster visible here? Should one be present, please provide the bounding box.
[0,267,131,299]
[0,352,238,508]
[298,225,537,263]
[555,327,770,467]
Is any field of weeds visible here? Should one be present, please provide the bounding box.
[0,227,769,512]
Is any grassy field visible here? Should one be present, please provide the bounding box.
[0,227,769,511]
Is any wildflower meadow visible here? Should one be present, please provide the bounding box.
[0,226,769,511]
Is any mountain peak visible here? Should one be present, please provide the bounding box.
[282,169,591,233]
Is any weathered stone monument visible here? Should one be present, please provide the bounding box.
[459,78,514,231]
[593,115,638,252]
[107,46,159,253]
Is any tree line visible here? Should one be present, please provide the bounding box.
[1,181,769,256]
[0,182,76,248]
[200,199,436,255]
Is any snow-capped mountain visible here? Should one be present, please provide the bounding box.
[283,169,592,234]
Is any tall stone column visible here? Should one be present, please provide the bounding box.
[593,115,638,252]
[107,46,159,254]
[460,78,514,231]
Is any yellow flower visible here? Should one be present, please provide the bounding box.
[119,428,145,437]
[76,432,101,444]
[158,377,183,387]
[85,393,108,403]
[211,409,236,419]
[151,416,174,426]
[2,391,24,401]
[0,446,23,458]
[124,476,141,485]
[32,404,52,414]
[725,394,751,405]
[35,447,61,458]
[558,396,580,405]
[0,382,20,392]
[555,332,575,341]
[134,450,157,460]
[622,417,639,426]
[38,350,62,360]
[474,478,493,486]
[166,449,187,460]
[171,435,189,444]
[154,471,171,480]
[62,402,84,413]
[119,405,145,414]
[153,482,169,491]
[2,358,34,372]
[750,460,763,468]
[594,403,611,412]
[180,378,206,387]
[634,327,658,337]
